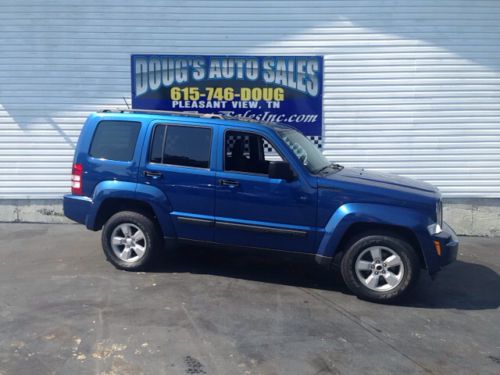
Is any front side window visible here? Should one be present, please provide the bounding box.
[278,129,330,173]
[150,125,212,168]
[90,120,141,161]
[224,131,284,174]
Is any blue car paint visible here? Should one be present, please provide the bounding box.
[85,180,140,230]
[145,164,217,242]
[64,111,458,276]
[138,120,218,242]
[316,203,430,261]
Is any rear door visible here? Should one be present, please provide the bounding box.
[139,122,216,242]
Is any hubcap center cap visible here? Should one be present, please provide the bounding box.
[125,238,133,246]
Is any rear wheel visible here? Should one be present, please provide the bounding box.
[102,211,160,271]
[340,233,420,302]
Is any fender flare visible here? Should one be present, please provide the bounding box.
[87,181,175,238]
[317,203,430,265]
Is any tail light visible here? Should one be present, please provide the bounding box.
[71,163,83,195]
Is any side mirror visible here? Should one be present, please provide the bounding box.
[268,161,295,182]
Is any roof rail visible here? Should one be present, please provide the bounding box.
[99,108,225,119]
[98,108,282,127]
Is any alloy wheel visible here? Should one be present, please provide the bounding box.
[110,223,147,263]
[354,246,405,292]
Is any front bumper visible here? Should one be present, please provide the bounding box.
[432,221,459,268]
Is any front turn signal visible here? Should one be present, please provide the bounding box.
[434,240,442,256]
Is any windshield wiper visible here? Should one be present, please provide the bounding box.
[314,165,330,174]
[314,163,343,175]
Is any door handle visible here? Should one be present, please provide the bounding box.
[143,170,163,179]
[219,179,240,187]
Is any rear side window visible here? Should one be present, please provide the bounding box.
[90,120,141,161]
[150,125,212,168]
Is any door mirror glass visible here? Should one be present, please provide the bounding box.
[268,161,295,182]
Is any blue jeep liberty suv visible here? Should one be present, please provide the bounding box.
[64,109,458,302]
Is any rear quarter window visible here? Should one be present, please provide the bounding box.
[89,120,141,161]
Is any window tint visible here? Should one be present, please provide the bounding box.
[225,131,283,174]
[152,125,211,168]
[90,120,141,161]
[150,125,166,163]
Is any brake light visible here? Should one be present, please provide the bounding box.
[71,163,83,195]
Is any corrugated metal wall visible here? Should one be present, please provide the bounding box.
[1,0,499,199]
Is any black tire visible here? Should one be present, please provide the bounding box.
[101,210,161,271]
[340,232,420,302]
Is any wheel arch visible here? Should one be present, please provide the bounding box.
[317,203,430,270]
[88,182,175,238]
[94,198,158,231]
[332,222,426,270]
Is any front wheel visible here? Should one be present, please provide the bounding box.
[340,233,420,302]
[101,211,160,271]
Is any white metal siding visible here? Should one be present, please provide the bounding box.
[1,0,499,198]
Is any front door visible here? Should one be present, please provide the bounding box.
[214,130,317,253]
[139,123,215,242]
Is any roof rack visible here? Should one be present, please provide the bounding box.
[98,108,282,127]
[99,108,225,119]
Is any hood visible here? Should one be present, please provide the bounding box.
[321,167,438,194]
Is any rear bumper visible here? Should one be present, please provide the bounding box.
[63,194,92,226]
[432,221,459,269]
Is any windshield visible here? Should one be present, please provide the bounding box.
[278,129,331,173]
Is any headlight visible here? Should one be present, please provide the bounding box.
[436,200,443,227]
[427,200,443,235]
[428,200,443,235]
